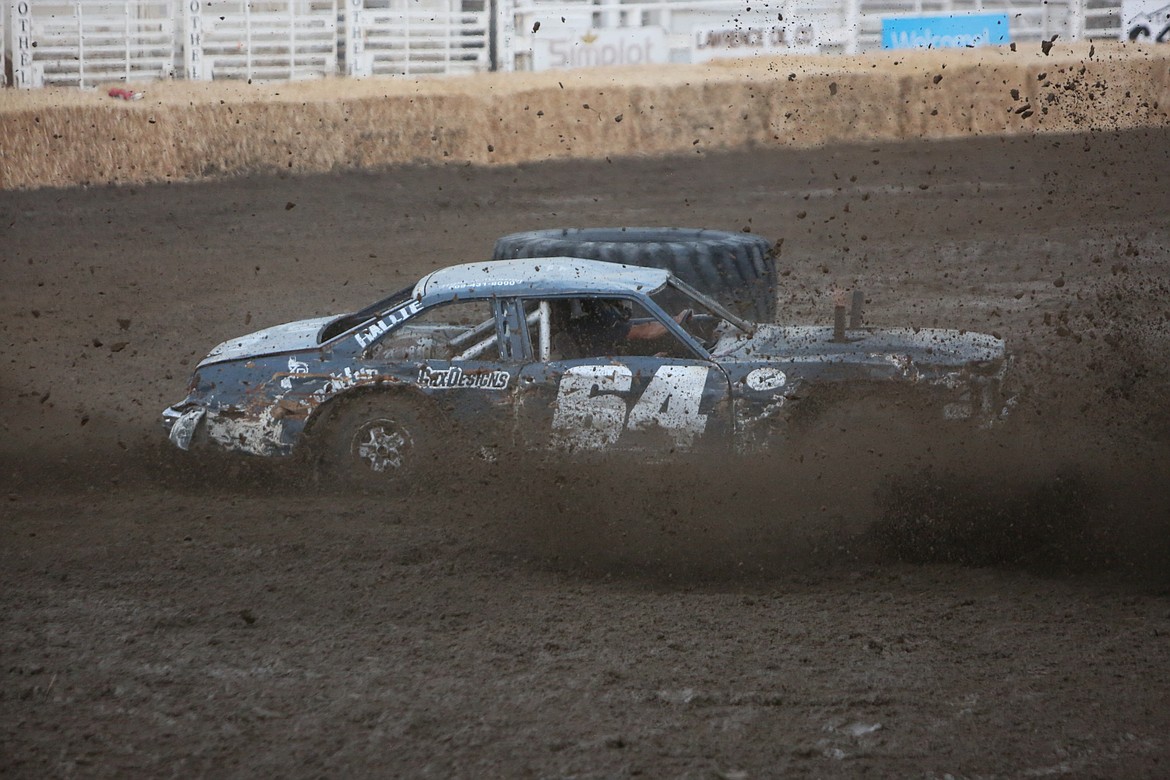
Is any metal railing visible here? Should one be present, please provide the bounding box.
[0,0,1134,88]
[1,3,6,86]
[35,0,175,87]
[345,3,488,76]
[6,0,175,88]
[187,0,337,81]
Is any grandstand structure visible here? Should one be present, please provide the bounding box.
[1,0,1128,88]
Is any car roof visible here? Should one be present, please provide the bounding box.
[413,257,671,302]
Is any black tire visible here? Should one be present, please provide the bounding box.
[492,228,778,322]
[310,395,439,488]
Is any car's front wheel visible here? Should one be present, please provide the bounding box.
[310,395,438,487]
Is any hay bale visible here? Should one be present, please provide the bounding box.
[1,42,1167,190]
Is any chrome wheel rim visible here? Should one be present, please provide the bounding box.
[352,418,412,473]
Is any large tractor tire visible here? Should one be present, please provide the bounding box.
[493,228,778,322]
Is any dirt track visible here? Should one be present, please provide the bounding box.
[3,129,1170,776]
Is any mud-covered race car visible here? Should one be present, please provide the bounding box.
[163,257,1009,480]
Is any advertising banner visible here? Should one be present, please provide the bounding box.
[882,13,1010,50]
[1121,1,1170,42]
[690,23,818,62]
[532,28,670,71]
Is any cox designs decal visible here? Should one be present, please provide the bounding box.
[418,366,511,389]
[551,365,711,451]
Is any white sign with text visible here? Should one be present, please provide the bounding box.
[691,23,818,62]
[532,28,670,71]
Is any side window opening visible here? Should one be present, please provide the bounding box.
[367,299,499,361]
[525,297,697,361]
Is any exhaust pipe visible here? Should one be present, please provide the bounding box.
[849,289,864,328]
[833,289,864,342]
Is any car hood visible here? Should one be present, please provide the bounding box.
[712,325,1004,367]
[199,316,334,367]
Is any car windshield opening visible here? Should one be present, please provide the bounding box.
[657,279,754,334]
[644,280,754,352]
[317,285,414,343]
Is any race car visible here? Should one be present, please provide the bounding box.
[162,257,1009,479]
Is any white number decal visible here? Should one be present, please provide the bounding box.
[552,365,710,451]
[626,365,710,448]
[552,365,633,451]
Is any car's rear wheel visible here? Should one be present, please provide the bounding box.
[492,227,778,322]
[779,388,935,520]
[311,395,439,487]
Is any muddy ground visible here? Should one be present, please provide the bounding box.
[3,130,1170,777]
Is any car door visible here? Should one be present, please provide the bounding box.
[358,296,525,443]
[513,296,734,454]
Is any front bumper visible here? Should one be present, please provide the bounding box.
[162,403,294,457]
[162,406,205,451]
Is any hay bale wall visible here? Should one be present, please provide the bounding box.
[1,43,1168,190]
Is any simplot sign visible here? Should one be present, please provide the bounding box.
[532,28,670,71]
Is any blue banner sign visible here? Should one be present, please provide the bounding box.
[882,14,1010,49]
